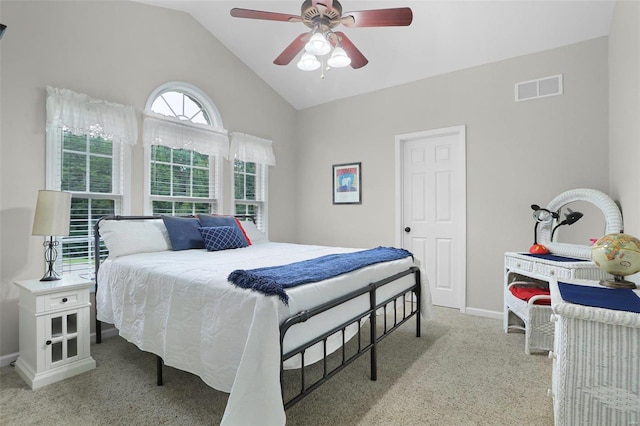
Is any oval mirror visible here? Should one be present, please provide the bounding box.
[537,188,623,259]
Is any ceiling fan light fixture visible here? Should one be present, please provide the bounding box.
[297,52,321,71]
[327,46,351,68]
[305,31,331,56]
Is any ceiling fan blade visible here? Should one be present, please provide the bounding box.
[334,32,368,69]
[230,8,302,23]
[342,8,413,27]
[274,33,309,66]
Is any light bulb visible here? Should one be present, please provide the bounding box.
[297,52,321,71]
[305,32,331,56]
[327,46,351,68]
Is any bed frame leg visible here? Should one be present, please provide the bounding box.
[415,269,421,338]
[157,356,164,386]
[96,318,102,344]
[369,286,377,381]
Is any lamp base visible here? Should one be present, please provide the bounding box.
[40,274,61,282]
[599,277,637,289]
[40,237,62,282]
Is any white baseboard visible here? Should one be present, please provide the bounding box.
[0,352,19,368]
[464,307,503,320]
[2,327,120,368]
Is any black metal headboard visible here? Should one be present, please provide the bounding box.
[93,214,256,343]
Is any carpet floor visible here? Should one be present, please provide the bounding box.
[0,306,553,425]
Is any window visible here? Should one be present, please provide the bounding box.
[144,83,227,215]
[230,133,275,232]
[60,133,126,277]
[234,160,267,230]
[46,87,135,279]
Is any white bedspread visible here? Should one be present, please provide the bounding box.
[96,242,431,425]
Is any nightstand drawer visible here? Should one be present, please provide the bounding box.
[45,291,81,311]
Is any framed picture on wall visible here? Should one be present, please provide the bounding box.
[332,162,362,205]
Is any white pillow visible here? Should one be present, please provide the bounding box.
[241,220,269,244]
[99,220,171,258]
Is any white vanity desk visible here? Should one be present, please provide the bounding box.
[548,278,640,425]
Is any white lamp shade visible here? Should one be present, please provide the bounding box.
[327,47,351,68]
[32,190,72,236]
[305,32,331,56]
[297,52,321,71]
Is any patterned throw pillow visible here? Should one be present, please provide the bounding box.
[198,214,251,245]
[198,226,249,252]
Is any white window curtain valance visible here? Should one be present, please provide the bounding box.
[46,86,137,145]
[143,111,229,158]
[230,132,276,166]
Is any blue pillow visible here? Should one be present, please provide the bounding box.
[162,216,205,251]
[198,214,238,228]
[198,226,248,252]
[198,214,250,245]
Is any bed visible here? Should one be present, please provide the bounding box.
[94,215,432,425]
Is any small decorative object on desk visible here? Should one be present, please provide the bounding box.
[529,204,558,254]
[591,233,640,289]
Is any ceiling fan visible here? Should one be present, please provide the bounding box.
[230,0,413,71]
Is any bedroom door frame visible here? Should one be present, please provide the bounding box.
[394,125,467,312]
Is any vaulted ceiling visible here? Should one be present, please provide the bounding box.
[135,1,616,110]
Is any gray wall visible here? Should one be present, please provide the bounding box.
[294,38,610,315]
[1,0,638,361]
[609,1,640,239]
[0,1,298,360]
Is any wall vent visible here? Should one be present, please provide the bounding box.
[515,74,563,102]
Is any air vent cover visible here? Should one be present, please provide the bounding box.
[515,74,563,102]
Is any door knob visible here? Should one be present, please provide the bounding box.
[404,227,411,233]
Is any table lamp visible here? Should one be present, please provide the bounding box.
[32,190,72,281]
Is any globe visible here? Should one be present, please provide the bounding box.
[591,233,640,289]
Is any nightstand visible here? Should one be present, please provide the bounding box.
[14,275,96,389]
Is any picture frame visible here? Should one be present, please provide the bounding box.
[332,162,362,205]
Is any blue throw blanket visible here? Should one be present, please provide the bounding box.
[228,246,413,303]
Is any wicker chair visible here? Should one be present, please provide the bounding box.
[505,281,554,354]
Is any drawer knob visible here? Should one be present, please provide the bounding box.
[45,340,52,346]
[61,297,68,303]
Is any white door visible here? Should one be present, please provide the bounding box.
[395,126,466,310]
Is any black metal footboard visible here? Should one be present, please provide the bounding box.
[279,266,421,409]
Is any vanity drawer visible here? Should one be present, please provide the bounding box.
[505,255,533,272]
[534,263,571,279]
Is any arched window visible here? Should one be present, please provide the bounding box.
[143,82,227,215]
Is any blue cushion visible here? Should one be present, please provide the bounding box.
[198,214,250,245]
[198,214,238,228]
[162,216,205,251]
[198,226,248,252]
